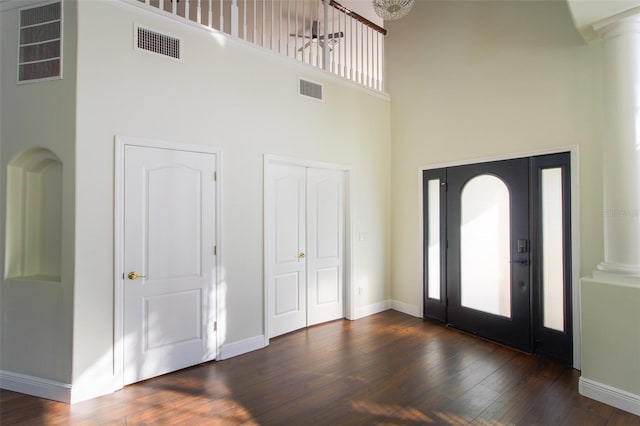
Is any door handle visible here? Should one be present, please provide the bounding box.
[298,252,305,259]
[510,259,529,266]
[127,271,146,280]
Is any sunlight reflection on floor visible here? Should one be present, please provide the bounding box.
[350,399,434,422]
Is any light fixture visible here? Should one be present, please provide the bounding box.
[372,0,414,21]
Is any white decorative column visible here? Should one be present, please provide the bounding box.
[595,15,640,278]
[579,14,640,417]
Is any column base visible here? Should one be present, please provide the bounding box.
[580,275,640,415]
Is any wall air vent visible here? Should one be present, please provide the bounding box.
[18,1,63,83]
[135,25,181,60]
[299,78,323,101]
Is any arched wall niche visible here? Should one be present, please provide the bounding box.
[5,147,63,282]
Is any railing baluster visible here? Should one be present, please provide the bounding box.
[253,0,257,43]
[287,0,291,57]
[159,0,163,10]
[262,0,266,47]
[231,0,238,37]
[197,0,202,24]
[368,26,372,87]
[341,12,345,77]
[317,0,322,69]
[376,33,382,90]
[349,15,353,81]
[374,30,378,90]
[172,0,177,16]
[294,0,298,58]
[302,0,306,63]
[359,21,363,84]
[355,21,359,83]
[243,0,247,39]
[218,0,223,31]
[332,4,336,74]
[381,30,385,91]
[335,5,339,75]
[208,0,212,27]
[364,24,368,87]
[185,0,190,20]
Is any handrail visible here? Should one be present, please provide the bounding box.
[329,0,387,36]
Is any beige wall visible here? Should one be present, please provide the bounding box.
[71,0,391,399]
[581,278,640,396]
[386,0,603,349]
[0,1,77,384]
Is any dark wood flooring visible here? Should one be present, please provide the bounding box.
[1,310,639,425]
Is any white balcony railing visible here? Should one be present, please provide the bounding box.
[137,0,387,91]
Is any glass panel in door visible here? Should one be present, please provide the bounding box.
[541,167,564,332]
[460,175,511,318]
[427,178,441,300]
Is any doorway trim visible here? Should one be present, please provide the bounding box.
[113,136,223,390]
[417,145,581,368]
[263,154,353,346]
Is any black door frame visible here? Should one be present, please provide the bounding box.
[422,152,574,365]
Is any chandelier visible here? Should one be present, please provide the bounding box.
[372,0,415,21]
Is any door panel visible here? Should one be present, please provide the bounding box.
[269,164,307,337]
[446,158,531,352]
[124,145,216,385]
[307,168,344,326]
[423,169,447,323]
[144,290,202,349]
[274,272,303,315]
[146,165,202,279]
[531,153,572,364]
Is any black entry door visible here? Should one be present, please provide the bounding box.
[446,158,531,352]
[423,153,573,363]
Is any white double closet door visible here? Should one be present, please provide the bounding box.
[267,163,345,338]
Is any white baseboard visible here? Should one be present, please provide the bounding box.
[218,335,266,360]
[391,300,421,317]
[579,376,640,416]
[353,300,391,320]
[0,370,71,403]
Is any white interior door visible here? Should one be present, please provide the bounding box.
[306,168,344,326]
[267,162,345,338]
[268,164,307,338]
[123,145,217,385]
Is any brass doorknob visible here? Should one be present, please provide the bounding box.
[298,252,305,259]
[128,271,146,280]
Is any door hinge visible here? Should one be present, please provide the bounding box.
[213,246,217,256]
[214,321,218,332]
[213,171,217,181]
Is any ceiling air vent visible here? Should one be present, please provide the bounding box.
[135,25,181,60]
[299,78,323,101]
[18,1,63,83]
